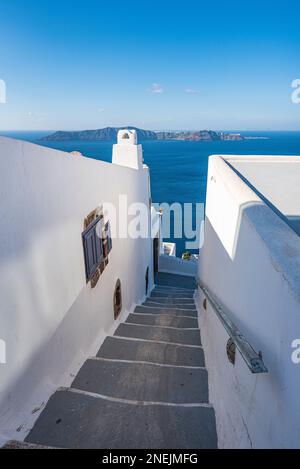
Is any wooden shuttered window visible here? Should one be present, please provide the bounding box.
[82,217,104,281]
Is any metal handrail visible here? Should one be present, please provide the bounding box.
[197,280,268,374]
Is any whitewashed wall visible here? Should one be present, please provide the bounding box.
[0,137,153,444]
[197,155,300,448]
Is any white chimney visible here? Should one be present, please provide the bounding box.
[112,129,143,170]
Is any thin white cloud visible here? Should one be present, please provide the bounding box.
[185,88,200,94]
[98,107,105,112]
[27,111,47,121]
[149,83,164,94]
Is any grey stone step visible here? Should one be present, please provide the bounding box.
[2,440,57,449]
[151,291,194,299]
[97,336,205,366]
[126,312,198,328]
[143,301,196,310]
[114,323,201,346]
[71,359,208,403]
[155,272,196,289]
[154,285,195,293]
[146,297,195,305]
[135,305,198,317]
[25,389,217,449]
[153,290,195,296]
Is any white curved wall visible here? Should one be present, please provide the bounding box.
[197,155,300,448]
[0,137,153,444]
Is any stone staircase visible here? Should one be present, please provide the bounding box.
[23,272,217,449]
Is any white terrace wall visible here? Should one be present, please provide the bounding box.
[0,137,153,444]
[197,155,300,448]
[159,254,197,277]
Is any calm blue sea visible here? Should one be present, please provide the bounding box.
[1,130,300,256]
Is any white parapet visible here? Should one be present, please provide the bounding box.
[163,242,176,256]
[112,129,144,170]
[197,153,300,449]
[159,253,197,277]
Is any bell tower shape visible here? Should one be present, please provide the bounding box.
[112,129,143,170]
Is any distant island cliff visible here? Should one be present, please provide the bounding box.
[41,127,265,142]
[41,127,157,142]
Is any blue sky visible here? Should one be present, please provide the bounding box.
[0,0,300,130]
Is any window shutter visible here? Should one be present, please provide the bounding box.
[95,218,104,262]
[82,217,104,281]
